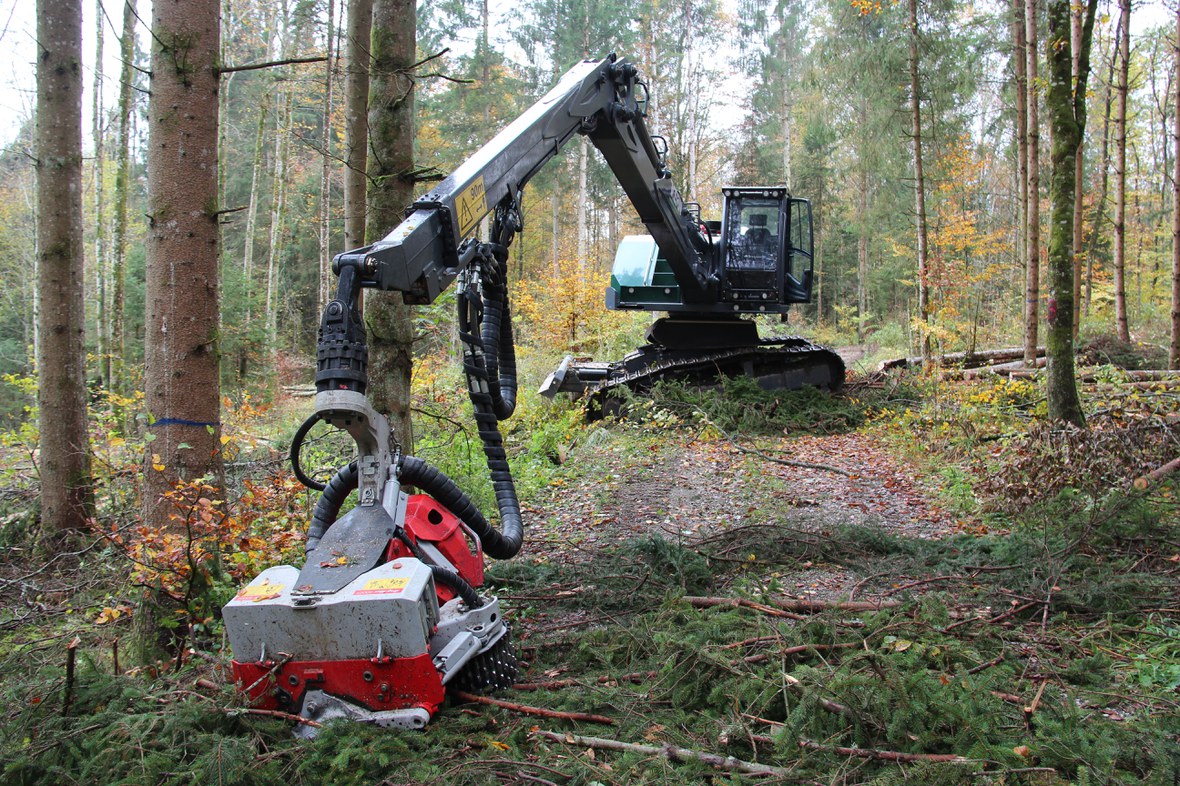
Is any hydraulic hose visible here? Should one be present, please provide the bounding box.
[429,564,485,609]
[305,460,358,552]
[400,456,521,560]
[301,240,525,561]
[476,244,518,421]
[310,484,487,608]
[303,454,521,560]
[289,413,327,492]
[393,530,486,608]
[455,248,525,560]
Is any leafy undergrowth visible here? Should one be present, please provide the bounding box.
[1,378,1178,784]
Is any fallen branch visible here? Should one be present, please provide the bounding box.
[742,642,858,665]
[683,596,806,620]
[722,635,784,650]
[784,674,852,718]
[1023,680,1049,732]
[531,729,798,779]
[966,655,1006,675]
[882,575,969,597]
[879,347,1042,373]
[227,707,322,728]
[63,636,80,716]
[242,654,292,695]
[768,596,901,612]
[942,602,1038,633]
[512,678,579,691]
[451,690,614,725]
[513,670,657,691]
[798,738,972,764]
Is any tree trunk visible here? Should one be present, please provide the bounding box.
[142,0,222,528]
[265,89,292,351]
[856,96,868,342]
[263,11,303,355]
[1013,0,1029,316]
[1044,0,1096,426]
[344,0,372,251]
[36,0,94,546]
[1085,25,1119,317]
[92,0,107,391]
[1071,3,1084,339]
[577,136,589,266]
[857,157,868,343]
[814,176,825,323]
[909,0,931,363]
[318,0,337,315]
[550,190,560,273]
[780,72,792,190]
[366,0,416,450]
[217,6,232,397]
[242,96,268,326]
[110,0,136,400]
[1172,3,1180,369]
[1025,0,1041,366]
[1113,0,1131,342]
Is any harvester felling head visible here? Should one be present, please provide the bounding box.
[223,239,525,733]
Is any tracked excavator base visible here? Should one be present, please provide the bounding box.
[540,318,845,418]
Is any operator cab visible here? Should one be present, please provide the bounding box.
[719,187,813,307]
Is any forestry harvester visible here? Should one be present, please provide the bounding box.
[222,54,842,732]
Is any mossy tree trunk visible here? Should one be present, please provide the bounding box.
[1070,5,1086,339]
[1024,0,1041,367]
[365,0,416,450]
[344,0,372,251]
[1012,0,1028,324]
[35,0,94,548]
[1172,3,1180,369]
[1044,0,1097,426]
[142,0,222,526]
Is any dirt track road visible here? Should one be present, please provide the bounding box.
[519,427,959,601]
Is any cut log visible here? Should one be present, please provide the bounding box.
[879,347,1043,372]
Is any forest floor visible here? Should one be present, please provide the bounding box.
[519,428,956,615]
[1,374,1178,785]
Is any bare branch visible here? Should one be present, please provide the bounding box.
[219,55,328,75]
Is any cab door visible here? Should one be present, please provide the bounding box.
[719,188,788,307]
[784,197,814,304]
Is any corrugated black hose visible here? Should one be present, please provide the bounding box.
[455,246,524,559]
[394,530,485,609]
[477,243,518,421]
[303,454,521,560]
[305,459,358,551]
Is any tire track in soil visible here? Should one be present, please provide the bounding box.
[519,430,960,603]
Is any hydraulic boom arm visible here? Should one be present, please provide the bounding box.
[333,54,716,305]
